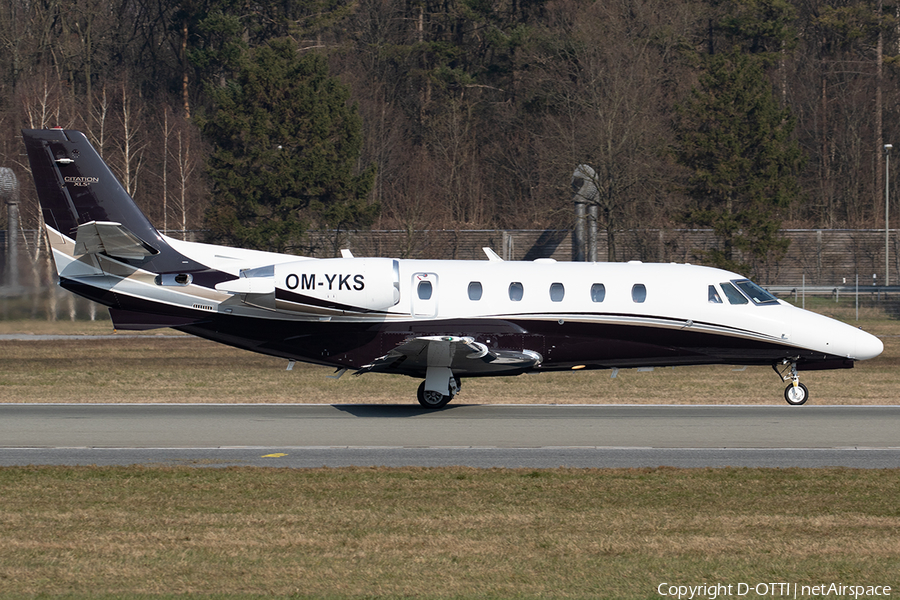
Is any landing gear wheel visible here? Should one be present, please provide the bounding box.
[417,381,452,409]
[784,382,809,406]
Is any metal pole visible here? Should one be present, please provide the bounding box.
[571,165,598,263]
[0,167,19,291]
[573,201,585,262]
[885,144,892,286]
[7,196,18,289]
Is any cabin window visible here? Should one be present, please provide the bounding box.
[549,282,565,302]
[708,285,723,304]
[417,280,433,300]
[508,282,524,302]
[590,283,606,302]
[734,279,779,305]
[632,283,647,303]
[720,282,748,305]
[468,281,483,301]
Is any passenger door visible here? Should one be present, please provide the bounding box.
[411,273,438,317]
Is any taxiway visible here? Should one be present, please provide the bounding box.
[1,404,898,468]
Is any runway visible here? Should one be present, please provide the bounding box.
[2,404,899,468]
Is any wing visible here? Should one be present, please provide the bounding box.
[357,335,542,377]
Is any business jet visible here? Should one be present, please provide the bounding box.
[21,128,883,408]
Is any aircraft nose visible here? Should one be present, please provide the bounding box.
[853,328,884,360]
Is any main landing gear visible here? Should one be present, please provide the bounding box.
[416,379,461,409]
[773,360,809,405]
[416,370,461,409]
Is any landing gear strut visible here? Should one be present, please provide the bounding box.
[773,360,809,405]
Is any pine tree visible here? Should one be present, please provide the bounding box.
[200,39,377,253]
[674,48,803,278]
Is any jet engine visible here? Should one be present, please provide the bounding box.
[275,258,401,312]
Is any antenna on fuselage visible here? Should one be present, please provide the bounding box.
[483,247,503,261]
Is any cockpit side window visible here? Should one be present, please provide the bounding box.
[733,279,779,305]
[720,282,748,305]
[708,285,723,304]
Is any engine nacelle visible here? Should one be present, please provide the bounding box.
[275,258,400,312]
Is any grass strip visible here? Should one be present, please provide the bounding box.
[0,466,898,598]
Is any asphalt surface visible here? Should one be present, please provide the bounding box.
[1,404,899,468]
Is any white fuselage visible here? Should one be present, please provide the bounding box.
[155,238,882,363]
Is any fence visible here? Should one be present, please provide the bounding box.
[307,228,900,287]
[3,228,900,320]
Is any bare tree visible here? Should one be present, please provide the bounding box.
[115,79,146,200]
[172,123,201,238]
[88,85,111,157]
[527,0,681,260]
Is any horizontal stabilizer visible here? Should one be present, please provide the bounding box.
[75,221,158,260]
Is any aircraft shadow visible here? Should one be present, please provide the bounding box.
[332,404,473,418]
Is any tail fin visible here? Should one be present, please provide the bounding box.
[21,129,203,273]
[22,129,161,245]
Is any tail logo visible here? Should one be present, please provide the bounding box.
[64,176,99,187]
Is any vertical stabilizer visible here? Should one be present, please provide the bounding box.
[21,129,205,273]
[22,129,160,245]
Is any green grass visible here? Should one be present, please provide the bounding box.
[0,466,898,598]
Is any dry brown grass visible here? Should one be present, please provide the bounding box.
[0,316,897,405]
[0,466,898,598]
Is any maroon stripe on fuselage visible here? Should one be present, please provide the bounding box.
[275,288,392,314]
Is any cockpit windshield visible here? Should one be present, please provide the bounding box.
[732,279,779,305]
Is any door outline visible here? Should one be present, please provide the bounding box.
[411,272,438,317]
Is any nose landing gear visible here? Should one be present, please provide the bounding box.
[774,360,809,405]
[784,381,809,405]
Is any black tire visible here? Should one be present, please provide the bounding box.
[784,382,809,405]
[417,381,452,409]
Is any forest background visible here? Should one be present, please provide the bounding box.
[1,0,899,277]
